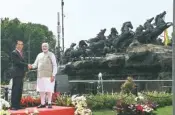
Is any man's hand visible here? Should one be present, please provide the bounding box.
[50,76,55,82]
[28,64,32,69]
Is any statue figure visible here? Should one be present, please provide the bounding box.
[134,25,151,43]
[79,40,88,49]
[88,29,106,43]
[97,29,107,40]
[121,21,134,34]
[108,28,119,39]
[144,17,154,32]
[106,28,119,48]
[154,11,166,27]
[113,21,134,52]
[86,40,106,57]
[70,43,76,48]
[149,11,172,42]
[69,48,85,61]
[135,25,144,35]
[62,43,76,63]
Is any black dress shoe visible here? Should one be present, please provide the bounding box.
[18,107,25,109]
[37,104,46,108]
[48,104,52,108]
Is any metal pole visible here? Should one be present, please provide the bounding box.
[28,34,31,63]
[57,12,61,64]
[172,0,175,114]
[61,0,65,53]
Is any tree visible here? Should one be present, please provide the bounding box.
[1,18,56,82]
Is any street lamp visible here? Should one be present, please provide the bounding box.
[98,72,104,94]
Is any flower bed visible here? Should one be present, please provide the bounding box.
[0,98,11,115]
[71,95,92,115]
[20,96,41,107]
[114,94,158,115]
[17,91,172,115]
[86,91,172,110]
[20,92,61,107]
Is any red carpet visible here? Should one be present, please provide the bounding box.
[9,106,75,115]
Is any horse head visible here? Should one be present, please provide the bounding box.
[147,17,154,23]
[136,25,144,33]
[155,11,166,25]
[159,11,166,18]
[111,28,118,35]
[101,28,107,34]
[121,21,133,33]
[79,40,88,48]
[70,43,76,48]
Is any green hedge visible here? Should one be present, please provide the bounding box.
[143,91,172,107]
[85,91,172,110]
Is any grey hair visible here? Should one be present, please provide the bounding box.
[42,42,49,49]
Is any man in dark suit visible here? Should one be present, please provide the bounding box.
[10,40,28,110]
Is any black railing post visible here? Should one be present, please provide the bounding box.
[54,81,57,92]
[4,87,9,101]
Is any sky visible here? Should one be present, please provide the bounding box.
[0,0,173,48]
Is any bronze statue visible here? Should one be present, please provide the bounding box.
[62,43,76,63]
[121,21,134,33]
[88,29,106,43]
[112,21,134,52]
[106,28,119,48]
[60,11,173,64]
[108,28,119,39]
[144,17,154,32]
[154,11,166,27]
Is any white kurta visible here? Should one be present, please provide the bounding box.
[32,52,58,93]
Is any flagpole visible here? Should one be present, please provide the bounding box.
[172,0,175,114]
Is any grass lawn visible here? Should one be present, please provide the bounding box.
[153,106,172,115]
[93,106,172,115]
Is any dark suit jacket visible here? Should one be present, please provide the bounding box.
[11,49,28,77]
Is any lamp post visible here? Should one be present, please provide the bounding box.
[172,0,175,114]
[98,72,104,94]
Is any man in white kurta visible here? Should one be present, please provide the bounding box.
[29,43,57,108]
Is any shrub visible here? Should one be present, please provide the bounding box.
[85,92,172,110]
[121,77,136,94]
[142,91,172,107]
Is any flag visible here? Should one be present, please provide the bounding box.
[163,29,171,46]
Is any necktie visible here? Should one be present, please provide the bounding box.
[20,51,23,58]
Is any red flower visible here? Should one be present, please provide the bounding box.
[20,96,41,107]
[52,92,61,102]
[136,105,143,112]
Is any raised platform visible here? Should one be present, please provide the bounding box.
[9,106,74,115]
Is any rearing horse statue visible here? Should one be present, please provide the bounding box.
[112,21,135,51]
[150,11,173,41]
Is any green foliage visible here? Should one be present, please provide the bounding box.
[142,91,172,107]
[92,106,173,115]
[153,106,172,115]
[55,95,72,107]
[1,18,56,82]
[1,81,9,85]
[86,93,136,110]
[85,92,172,110]
[121,77,136,94]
